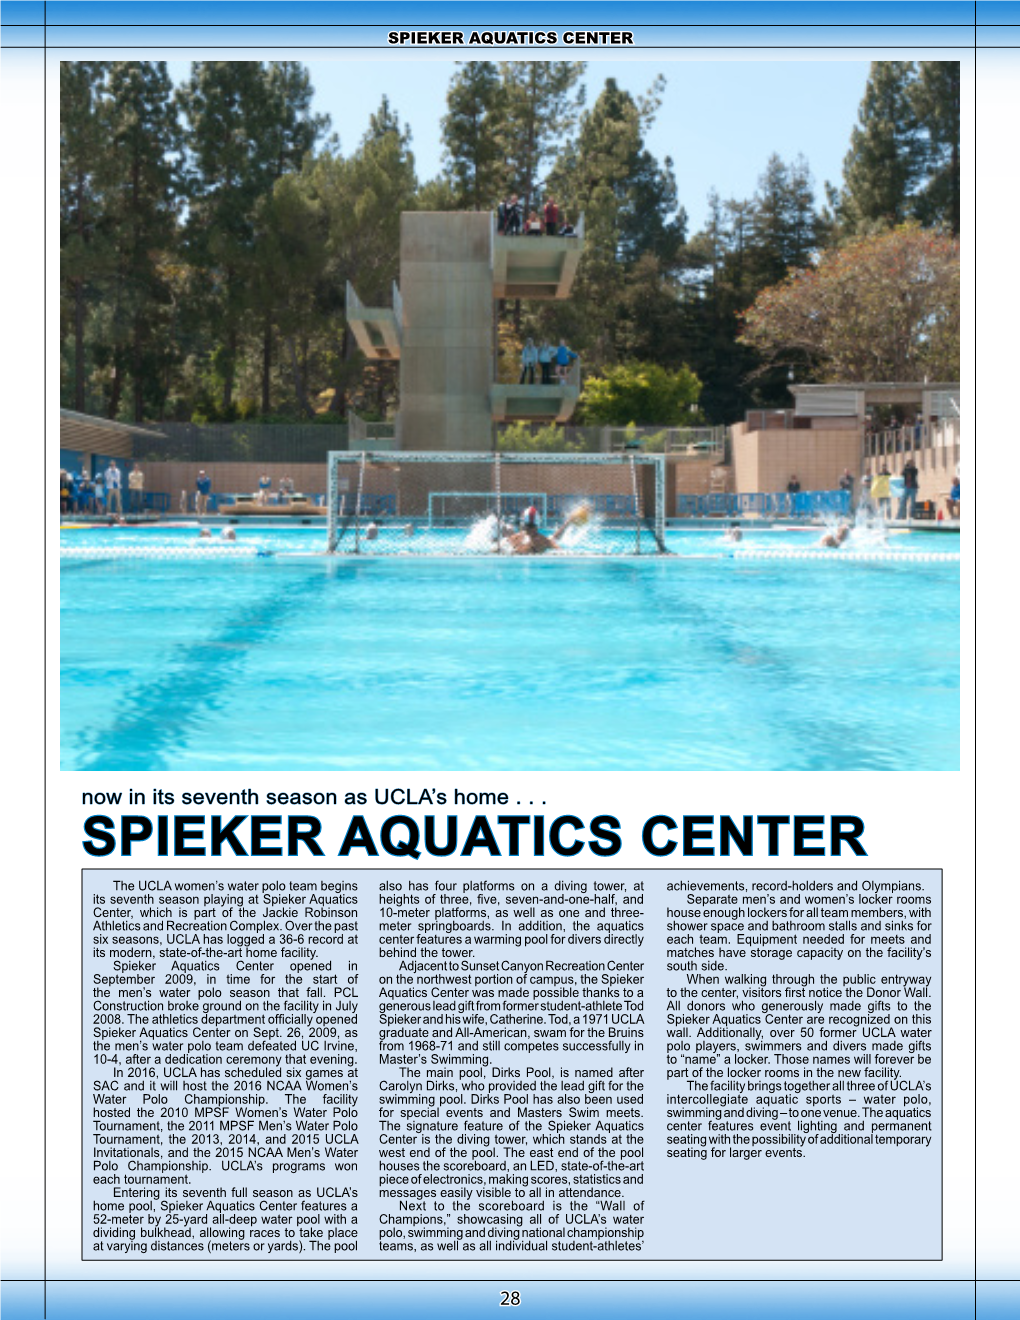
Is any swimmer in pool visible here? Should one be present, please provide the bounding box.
[365,522,379,541]
[504,504,589,555]
[221,527,236,541]
[819,523,851,548]
[724,521,743,543]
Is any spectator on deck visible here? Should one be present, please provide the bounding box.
[871,467,892,517]
[258,473,272,505]
[104,461,122,515]
[898,455,919,520]
[543,196,560,235]
[786,474,801,516]
[195,470,212,515]
[525,210,543,236]
[839,469,854,499]
[538,342,555,385]
[945,477,960,520]
[128,463,145,514]
[558,217,576,237]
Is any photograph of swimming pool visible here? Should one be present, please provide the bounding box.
[60,524,959,772]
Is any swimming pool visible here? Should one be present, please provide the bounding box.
[60,525,960,771]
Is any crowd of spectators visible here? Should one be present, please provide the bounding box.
[497,194,576,238]
[60,461,144,516]
[519,338,579,385]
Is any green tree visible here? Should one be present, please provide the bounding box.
[441,62,507,209]
[738,226,960,382]
[838,61,923,233]
[579,361,703,425]
[749,153,822,284]
[250,173,328,417]
[179,61,327,415]
[499,61,585,215]
[103,61,182,421]
[910,61,960,233]
[541,77,686,371]
[60,61,112,411]
[295,103,419,416]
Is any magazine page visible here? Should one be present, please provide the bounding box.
[3,3,1005,1320]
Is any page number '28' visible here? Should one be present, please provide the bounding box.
[500,1291,522,1306]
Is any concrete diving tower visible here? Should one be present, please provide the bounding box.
[491,214,585,300]
[345,281,402,360]
[345,211,585,451]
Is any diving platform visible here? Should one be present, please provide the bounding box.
[492,215,585,300]
[490,382,581,424]
[345,281,402,360]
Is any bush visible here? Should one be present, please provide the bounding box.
[496,422,586,452]
[579,361,703,426]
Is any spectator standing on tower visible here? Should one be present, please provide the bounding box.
[519,338,538,385]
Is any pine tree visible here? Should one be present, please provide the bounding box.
[60,61,112,411]
[499,61,585,215]
[910,61,960,233]
[749,154,821,281]
[180,61,327,415]
[542,77,686,369]
[103,61,182,421]
[441,62,507,209]
[292,103,418,417]
[839,61,923,233]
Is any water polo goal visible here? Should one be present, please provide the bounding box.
[326,450,667,555]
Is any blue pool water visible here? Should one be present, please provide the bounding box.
[60,525,959,771]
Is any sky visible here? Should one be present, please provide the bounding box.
[165,57,872,234]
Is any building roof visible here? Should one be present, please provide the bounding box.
[60,409,166,456]
[790,382,960,418]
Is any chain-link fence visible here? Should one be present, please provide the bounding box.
[494,423,727,457]
[133,421,350,465]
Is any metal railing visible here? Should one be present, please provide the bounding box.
[865,418,960,460]
[608,426,726,457]
[347,410,399,451]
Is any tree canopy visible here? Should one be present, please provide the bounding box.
[579,362,702,426]
[738,226,960,382]
[60,60,960,426]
